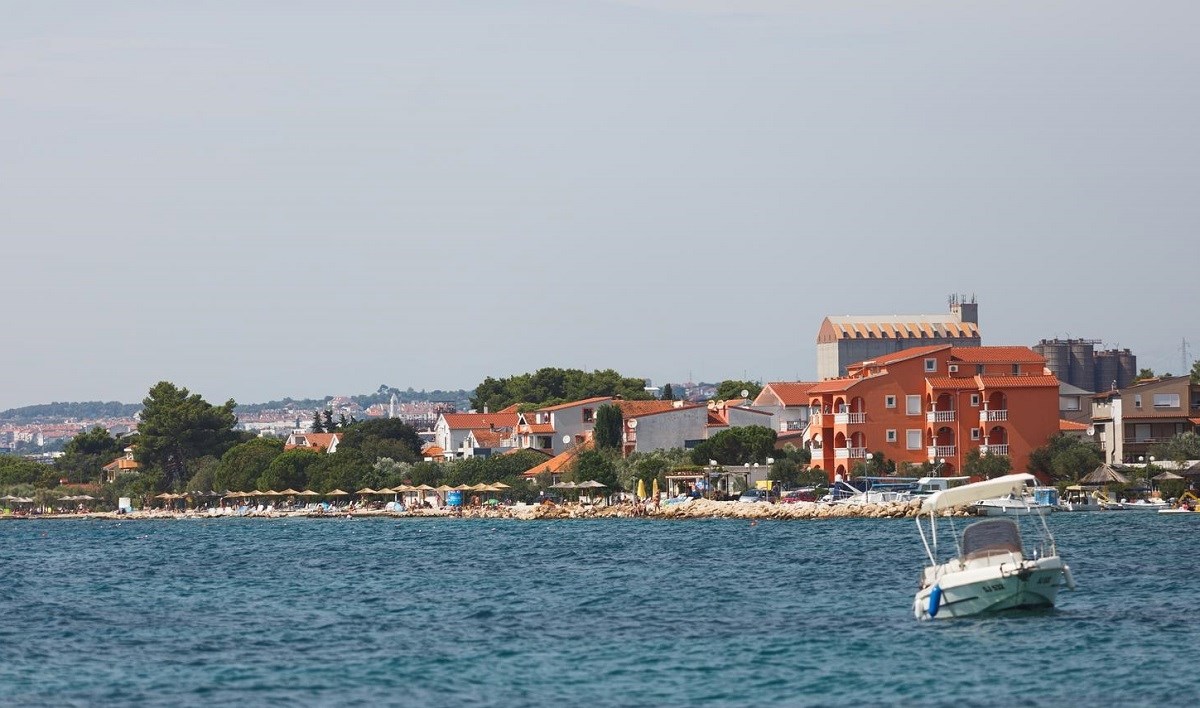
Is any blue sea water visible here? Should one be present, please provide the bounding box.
[1,513,1196,707]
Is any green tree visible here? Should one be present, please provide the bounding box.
[307,450,370,493]
[63,426,123,458]
[56,426,124,484]
[311,410,324,433]
[259,448,321,490]
[1150,432,1200,468]
[568,448,621,490]
[1191,360,1200,385]
[213,437,284,492]
[962,448,1013,480]
[338,418,423,463]
[323,409,335,432]
[714,380,763,401]
[1133,368,1156,383]
[690,426,777,465]
[469,367,653,411]
[593,404,624,451]
[1027,434,1103,483]
[135,381,239,491]
[0,456,48,486]
[661,383,675,401]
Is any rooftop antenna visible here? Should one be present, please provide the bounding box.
[1182,337,1192,374]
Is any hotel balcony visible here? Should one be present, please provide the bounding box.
[981,444,1009,456]
[810,412,825,427]
[780,419,807,432]
[834,446,868,459]
[834,412,867,425]
[810,443,824,454]
[980,409,1008,422]
[926,410,955,423]
[927,445,956,459]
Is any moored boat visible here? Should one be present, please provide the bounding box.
[914,474,1075,620]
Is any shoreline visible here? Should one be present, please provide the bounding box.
[1,498,968,521]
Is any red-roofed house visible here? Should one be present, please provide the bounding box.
[103,446,140,483]
[516,397,612,455]
[753,382,818,433]
[433,412,520,459]
[804,345,1058,480]
[284,432,342,453]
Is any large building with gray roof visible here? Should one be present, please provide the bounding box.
[816,295,982,379]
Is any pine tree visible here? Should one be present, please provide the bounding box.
[661,383,675,401]
[312,410,324,433]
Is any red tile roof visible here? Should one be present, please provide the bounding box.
[521,439,594,477]
[807,377,866,394]
[537,396,612,412]
[469,429,508,447]
[951,346,1044,364]
[756,382,818,407]
[496,404,523,414]
[285,432,342,451]
[524,423,556,434]
[1059,419,1089,431]
[977,375,1060,388]
[858,344,951,367]
[614,400,694,418]
[441,413,519,430]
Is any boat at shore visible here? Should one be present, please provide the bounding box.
[914,474,1075,620]
[974,486,1057,516]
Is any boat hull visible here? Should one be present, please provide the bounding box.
[914,556,1065,620]
[973,501,1052,517]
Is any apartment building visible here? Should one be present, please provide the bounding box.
[1090,376,1200,464]
[803,344,1059,480]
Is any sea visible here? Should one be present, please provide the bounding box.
[1,512,1195,707]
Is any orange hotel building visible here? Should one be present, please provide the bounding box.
[804,344,1059,480]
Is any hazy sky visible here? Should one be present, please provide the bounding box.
[3,0,1197,409]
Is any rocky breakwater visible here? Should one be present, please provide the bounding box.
[508,499,978,521]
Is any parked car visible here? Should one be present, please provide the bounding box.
[738,489,777,503]
[781,488,818,504]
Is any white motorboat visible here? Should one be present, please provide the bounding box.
[914,474,1075,620]
[1124,498,1169,511]
[974,492,1053,516]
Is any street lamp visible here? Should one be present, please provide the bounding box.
[864,452,874,476]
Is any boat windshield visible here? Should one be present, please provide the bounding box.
[960,519,1023,561]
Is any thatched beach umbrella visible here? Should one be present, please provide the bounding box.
[492,482,511,490]
[1080,464,1131,485]
[326,489,349,497]
[299,489,320,497]
[1153,471,1184,481]
[355,487,378,495]
[280,488,301,496]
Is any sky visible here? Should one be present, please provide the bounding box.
[2,0,1198,409]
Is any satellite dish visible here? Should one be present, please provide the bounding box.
[562,435,572,444]
[740,389,749,399]
[1087,426,1096,436]
[628,419,638,429]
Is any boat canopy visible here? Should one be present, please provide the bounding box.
[960,519,1023,561]
[919,473,1036,513]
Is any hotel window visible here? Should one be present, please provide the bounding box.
[886,429,897,443]
[1012,364,1020,375]
[971,428,981,441]
[1134,394,1142,409]
[537,435,553,449]
[885,395,897,408]
[582,408,595,422]
[970,394,980,407]
[925,358,937,372]
[906,395,921,415]
[906,429,922,450]
[976,364,984,375]
[1153,394,1180,408]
